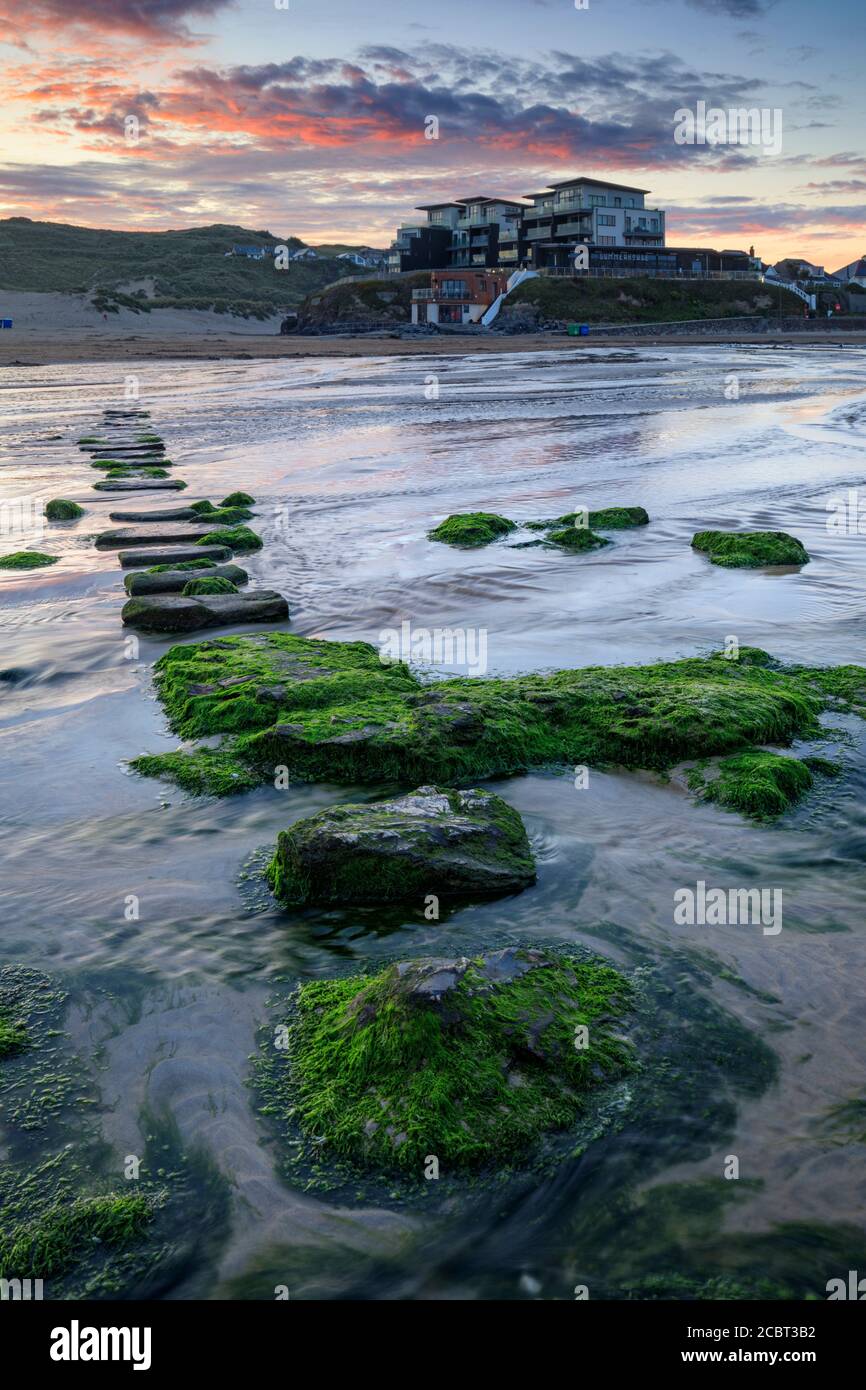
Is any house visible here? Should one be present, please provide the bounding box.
[289,247,318,262]
[230,244,267,260]
[410,270,511,325]
[831,256,866,289]
[337,251,382,268]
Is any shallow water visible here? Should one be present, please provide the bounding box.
[2,343,866,1299]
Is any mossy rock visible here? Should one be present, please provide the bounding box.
[527,505,649,533]
[196,525,262,553]
[0,1012,27,1058]
[0,551,58,570]
[692,530,809,568]
[282,947,633,1170]
[77,436,105,445]
[147,558,219,574]
[267,785,536,906]
[222,491,255,507]
[187,506,252,525]
[129,633,866,806]
[546,526,609,551]
[182,576,239,596]
[44,498,84,521]
[428,512,517,547]
[0,1194,153,1281]
[698,749,814,819]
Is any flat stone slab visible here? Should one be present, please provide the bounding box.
[121,589,289,632]
[108,506,203,522]
[124,563,249,595]
[267,784,536,906]
[95,525,219,549]
[94,480,186,492]
[118,543,231,568]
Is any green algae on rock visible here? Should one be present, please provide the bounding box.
[0,550,58,569]
[693,749,815,819]
[428,512,517,547]
[130,635,866,809]
[267,785,536,906]
[125,563,248,597]
[222,491,255,507]
[281,947,633,1170]
[0,1011,27,1057]
[692,530,809,568]
[121,588,288,633]
[0,1194,153,1281]
[546,525,609,551]
[195,524,263,553]
[44,498,84,521]
[182,575,239,596]
[530,505,649,532]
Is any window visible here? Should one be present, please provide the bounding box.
[626,198,635,208]
[598,235,616,245]
[589,194,606,206]
[614,197,621,207]
[440,279,467,297]
[598,214,616,226]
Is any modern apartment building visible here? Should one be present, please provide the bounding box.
[387,176,668,273]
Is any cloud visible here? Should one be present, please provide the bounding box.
[0,0,233,45]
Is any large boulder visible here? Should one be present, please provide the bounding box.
[692,530,809,568]
[118,544,231,568]
[267,784,536,906]
[282,946,634,1169]
[124,563,248,596]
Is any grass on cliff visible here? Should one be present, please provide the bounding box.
[505,275,804,325]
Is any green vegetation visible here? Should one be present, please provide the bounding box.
[0,1011,27,1057]
[695,750,814,819]
[196,525,262,552]
[0,1195,153,1281]
[528,506,650,531]
[182,576,239,596]
[428,512,517,547]
[147,558,216,574]
[187,504,252,525]
[692,530,809,568]
[298,272,429,329]
[44,498,84,521]
[221,491,256,507]
[546,526,609,551]
[0,550,58,569]
[0,218,371,314]
[505,275,805,325]
[281,949,633,1170]
[130,635,866,817]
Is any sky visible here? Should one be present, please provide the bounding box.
[0,0,863,268]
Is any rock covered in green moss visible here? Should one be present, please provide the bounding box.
[0,1011,27,1058]
[196,524,262,553]
[222,491,255,507]
[94,478,186,492]
[130,634,866,807]
[182,575,239,596]
[119,543,231,568]
[124,563,248,596]
[0,551,58,569]
[528,505,649,533]
[546,525,609,551]
[0,1195,152,1280]
[697,749,814,819]
[692,530,809,568]
[282,947,633,1169]
[428,512,517,547]
[121,588,288,633]
[267,785,536,906]
[44,498,84,521]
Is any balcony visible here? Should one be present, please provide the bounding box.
[525,226,553,240]
[557,221,592,236]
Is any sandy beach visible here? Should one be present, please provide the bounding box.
[1,290,865,365]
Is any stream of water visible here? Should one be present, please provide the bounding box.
[1,343,865,1299]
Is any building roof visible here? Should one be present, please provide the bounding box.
[415,202,464,211]
[452,196,528,206]
[547,176,650,193]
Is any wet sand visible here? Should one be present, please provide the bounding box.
[3,329,866,367]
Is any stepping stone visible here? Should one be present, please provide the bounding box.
[95,524,220,549]
[108,507,202,522]
[83,443,164,453]
[124,563,249,596]
[94,480,186,492]
[121,589,289,633]
[118,543,231,568]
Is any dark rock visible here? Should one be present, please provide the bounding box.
[95,525,220,549]
[121,589,289,633]
[266,783,536,906]
[118,544,231,568]
[124,563,248,596]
